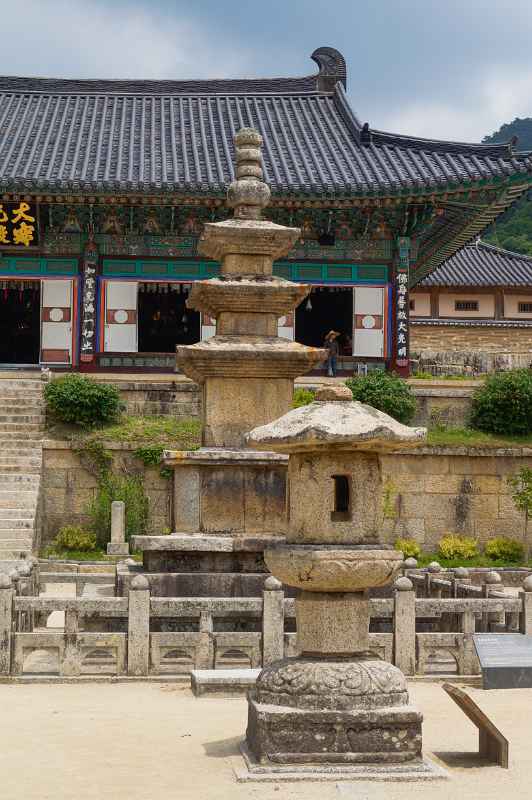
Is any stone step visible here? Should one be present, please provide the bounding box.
[0,473,41,484]
[0,377,44,386]
[4,385,43,392]
[0,492,39,508]
[0,454,42,464]
[0,418,44,427]
[0,433,43,443]
[0,536,33,558]
[0,446,41,457]
[0,508,35,519]
[0,529,34,541]
[0,403,44,414]
[0,423,43,432]
[0,464,41,474]
[0,545,33,557]
[0,518,34,529]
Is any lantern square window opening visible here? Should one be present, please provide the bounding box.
[331,474,351,521]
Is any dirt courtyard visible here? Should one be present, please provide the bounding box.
[0,680,530,800]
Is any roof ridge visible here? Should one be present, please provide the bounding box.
[369,128,514,158]
[474,239,532,261]
[0,47,348,98]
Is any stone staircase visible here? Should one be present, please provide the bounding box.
[0,373,45,558]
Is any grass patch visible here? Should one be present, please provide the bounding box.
[416,552,531,569]
[41,547,142,562]
[48,415,201,450]
[426,427,532,449]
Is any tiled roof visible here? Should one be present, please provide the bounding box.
[419,240,532,287]
[0,47,530,196]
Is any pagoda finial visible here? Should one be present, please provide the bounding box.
[227,128,271,220]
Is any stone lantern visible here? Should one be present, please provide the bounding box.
[242,384,434,777]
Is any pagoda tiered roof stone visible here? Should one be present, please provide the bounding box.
[0,47,530,197]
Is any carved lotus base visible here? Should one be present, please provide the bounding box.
[255,656,409,710]
[246,697,423,766]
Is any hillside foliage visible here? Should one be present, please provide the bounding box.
[482,118,532,255]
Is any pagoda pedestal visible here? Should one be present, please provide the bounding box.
[131,129,324,597]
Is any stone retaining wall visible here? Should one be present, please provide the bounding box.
[41,442,532,554]
[41,442,172,546]
[90,377,477,429]
[380,446,532,550]
[93,378,201,418]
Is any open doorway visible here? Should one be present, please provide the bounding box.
[138,283,200,352]
[295,287,353,355]
[0,280,41,364]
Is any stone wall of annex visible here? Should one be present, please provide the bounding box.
[411,324,532,355]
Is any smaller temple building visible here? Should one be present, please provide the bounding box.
[410,240,532,371]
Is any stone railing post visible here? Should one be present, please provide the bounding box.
[460,609,479,675]
[128,575,150,676]
[520,576,532,635]
[393,577,416,676]
[426,562,441,598]
[0,574,14,675]
[452,567,470,598]
[62,607,81,677]
[107,501,129,556]
[197,610,214,669]
[17,564,33,632]
[482,571,503,632]
[262,577,284,666]
[402,557,417,576]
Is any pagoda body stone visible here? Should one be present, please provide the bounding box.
[243,386,431,773]
[131,129,325,597]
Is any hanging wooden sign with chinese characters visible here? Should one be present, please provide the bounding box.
[395,236,410,369]
[0,202,38,247]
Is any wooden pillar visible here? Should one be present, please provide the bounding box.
[392,236,411,377]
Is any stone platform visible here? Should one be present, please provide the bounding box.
[126,533,285,596]
[235,742,447,783]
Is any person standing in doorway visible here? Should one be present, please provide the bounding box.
[324,330,340,377]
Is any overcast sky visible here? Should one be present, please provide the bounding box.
[3,0,532,142]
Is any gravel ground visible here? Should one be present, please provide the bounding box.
[0,681,530,800]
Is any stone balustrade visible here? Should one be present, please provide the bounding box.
[1,565,531,679]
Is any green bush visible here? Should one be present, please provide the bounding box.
[292,388,316,408]
[485,537,524,562]
[45,374,123,428]
[345,372,416,424]
[470,369,532,435]
[438,534,479,561]
[54,525,97,552]
[87,473,149,548]
[394,537,421,559]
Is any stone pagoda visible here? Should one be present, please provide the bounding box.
[241,385,438,778]
[131,129,324,596]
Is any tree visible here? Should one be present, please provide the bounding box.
[507,467,532,561]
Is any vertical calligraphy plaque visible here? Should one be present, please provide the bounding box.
[79,234,98,364]
[393,236,410,375]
